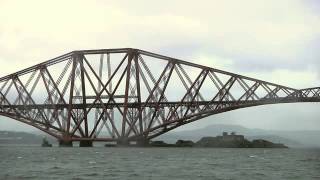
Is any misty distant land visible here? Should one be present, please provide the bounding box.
[0,124,319,148]
[156,124,320,148]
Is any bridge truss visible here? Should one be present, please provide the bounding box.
[0,48,319,145]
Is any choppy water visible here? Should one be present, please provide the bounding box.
[0,146,320,180]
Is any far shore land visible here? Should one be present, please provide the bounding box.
[106,131,288,148]
[1,130,288,148]
[146,132,288,148]
[3,124,320,148]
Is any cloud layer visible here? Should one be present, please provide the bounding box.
[0,0,319,131]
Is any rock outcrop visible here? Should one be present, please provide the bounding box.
[195,132,288,148]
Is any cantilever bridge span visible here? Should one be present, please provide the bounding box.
[0,48,319,146]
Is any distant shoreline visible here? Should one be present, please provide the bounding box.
[1,127,320,148]
[149,132,288,148]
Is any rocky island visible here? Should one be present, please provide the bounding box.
[195,132,288,148]
[150,132,288,148]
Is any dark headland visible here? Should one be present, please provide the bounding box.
[150,132,288,148]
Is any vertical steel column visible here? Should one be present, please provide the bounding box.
[121,50,133,139]
[107,53,114,137]
[134,52,143,135]
[79,54,88,137]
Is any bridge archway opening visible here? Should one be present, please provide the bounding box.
[156,102,320,140]
[0,116,39,132]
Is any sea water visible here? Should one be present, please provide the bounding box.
[0,146,319,180]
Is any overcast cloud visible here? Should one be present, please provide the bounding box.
[0,0,319,132]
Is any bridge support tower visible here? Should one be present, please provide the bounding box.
[59,140,73,147]
[79,140,93,147]
[136,138,150,147]
[116,138,129,147]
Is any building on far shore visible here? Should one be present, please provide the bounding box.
[216,132,245,142]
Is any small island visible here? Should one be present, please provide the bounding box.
[41,137,52,147]
[150,132,288,148]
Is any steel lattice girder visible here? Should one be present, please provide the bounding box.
[0,48,319,142]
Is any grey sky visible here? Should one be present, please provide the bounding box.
[0,0,319,132]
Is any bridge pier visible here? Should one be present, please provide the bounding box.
[136,139,150,147]
[116,137,150,147]
[79,140,93,147]
[116,139,129,147]
[59,140,73,147]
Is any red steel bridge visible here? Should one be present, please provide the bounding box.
[0,48,319,146]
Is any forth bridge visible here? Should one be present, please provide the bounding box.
[0,48,319,146]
